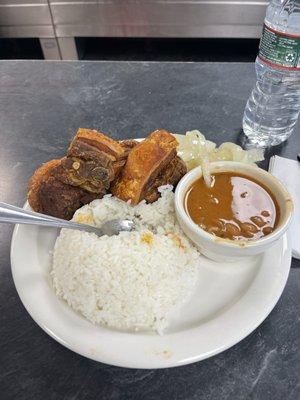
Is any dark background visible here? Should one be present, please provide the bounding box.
[0,37,259,62]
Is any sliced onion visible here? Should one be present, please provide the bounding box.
[176,130,264,187]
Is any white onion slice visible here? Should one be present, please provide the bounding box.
[175,131,264,187]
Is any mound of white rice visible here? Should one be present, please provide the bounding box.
[52,186,200,333]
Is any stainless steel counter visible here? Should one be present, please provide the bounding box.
[0,0,54,37]
[51,0,267,39]
[0,0,268,59]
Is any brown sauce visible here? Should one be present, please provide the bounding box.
[185,172,280,241]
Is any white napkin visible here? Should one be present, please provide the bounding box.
[269,155,300,259]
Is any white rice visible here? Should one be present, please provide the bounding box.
[52,186,200,333]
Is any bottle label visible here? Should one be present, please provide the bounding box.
[258,23,300,70]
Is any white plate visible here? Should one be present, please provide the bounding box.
[11,202,291,369]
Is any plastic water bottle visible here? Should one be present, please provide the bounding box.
[243,0,300,147]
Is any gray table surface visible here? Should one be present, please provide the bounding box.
[0,61,299,400]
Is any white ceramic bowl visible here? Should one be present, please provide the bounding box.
[175,161,293,262]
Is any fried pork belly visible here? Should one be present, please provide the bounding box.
[38,175,99,220]
[120,139,139,156]
[28,159,62,213]
[111,130,187,204]
[28,129,126,219]
[69,128,125,159]
[144,156,187,203]
[56,128,126,191]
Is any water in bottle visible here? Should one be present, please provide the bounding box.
[243,0,300,147]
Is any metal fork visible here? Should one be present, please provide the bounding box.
[0,202,135,237]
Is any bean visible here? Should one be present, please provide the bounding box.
[212,219,225,229]
[225,223,241,237]
[240,222,259,235]
[263,226,273,236]
[250,216,266,228]
[240,230,254,239]
[261,210,270,217]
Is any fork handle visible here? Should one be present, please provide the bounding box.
[0,202,101,234]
